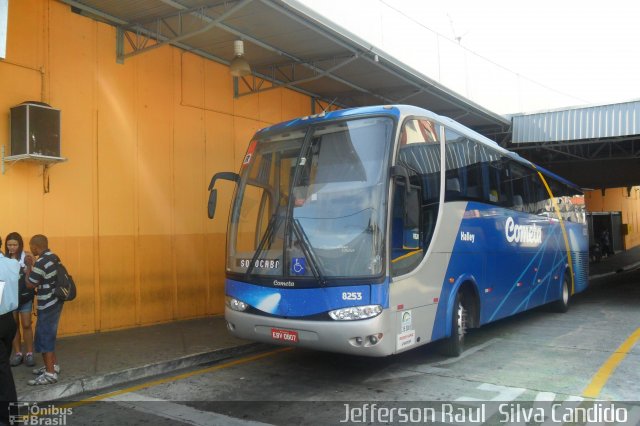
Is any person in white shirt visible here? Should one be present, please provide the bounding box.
[4,232,35,368]
[0,235,20,424]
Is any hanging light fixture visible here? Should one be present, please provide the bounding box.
[229,40,251,77]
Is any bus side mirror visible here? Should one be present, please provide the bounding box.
[207,172,239,219]
[392,165,420,228]
[208,189,218,219]
[391,165,412,195]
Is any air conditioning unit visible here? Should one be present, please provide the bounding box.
[10,102,61,158]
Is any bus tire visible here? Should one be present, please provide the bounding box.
[551,274,570,313]
[440,292,466,357]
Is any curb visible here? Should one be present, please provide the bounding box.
[19,342,269,402]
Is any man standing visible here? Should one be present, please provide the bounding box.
[27,235,63,386]
[0,236,20,424]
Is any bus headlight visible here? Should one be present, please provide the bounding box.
[329,305,382,321]
[225,296,248,312]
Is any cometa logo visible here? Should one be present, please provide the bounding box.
[505,216,542,245]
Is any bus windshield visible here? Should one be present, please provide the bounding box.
[227,116,393,282]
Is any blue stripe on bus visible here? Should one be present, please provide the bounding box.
[431,201,588,341]
[226,278,390,317]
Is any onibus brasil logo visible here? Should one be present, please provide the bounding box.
[9,402,72,425]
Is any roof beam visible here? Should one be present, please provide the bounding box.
[61,0,128,25]
[62,0,508,135]
[394,90,422,103]
[60,0,345,108]
[121,0,253,60]
[237,54,359,97]
[510,137,637,150]
[540,147,588,161]
[263,0,509,128]
[215,22,394,104]
[153,0,394,104]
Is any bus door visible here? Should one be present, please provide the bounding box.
[391,118,441,277]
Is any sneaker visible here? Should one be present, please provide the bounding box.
[32,364,61,375]
[25,353,35,367]
[28,372,58,386]
[10,353,23,367]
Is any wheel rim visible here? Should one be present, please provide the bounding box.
[562,280,569,305]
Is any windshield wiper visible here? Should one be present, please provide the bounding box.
[291,218,326,285]
[244,212,283,279]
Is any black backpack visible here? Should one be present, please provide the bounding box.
[53,261,77,302]
[18,267,35,306]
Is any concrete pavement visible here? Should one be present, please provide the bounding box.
[12,315,266,402]
[11,244,640,402]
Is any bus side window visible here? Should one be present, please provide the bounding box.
[487,160,502,204]
[444,130,490,203]
[529,175,547,215]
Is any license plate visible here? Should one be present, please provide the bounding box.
[271,328,299,343]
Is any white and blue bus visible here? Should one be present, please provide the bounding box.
[208,105,588,357]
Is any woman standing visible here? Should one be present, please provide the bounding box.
[5,232,35,367]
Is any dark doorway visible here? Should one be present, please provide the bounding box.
[588,212,623,255]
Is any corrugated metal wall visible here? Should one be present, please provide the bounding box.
[512,100,640,143]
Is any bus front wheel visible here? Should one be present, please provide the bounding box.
[440,292,467,357]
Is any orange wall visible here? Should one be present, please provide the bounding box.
[0,0,317,336]
[585,187,640,250]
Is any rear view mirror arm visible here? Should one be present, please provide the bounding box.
[208,172,239,191]
[207,172,239,220]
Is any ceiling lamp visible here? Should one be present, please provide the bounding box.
[229,40,251,77]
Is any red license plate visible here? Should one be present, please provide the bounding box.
[271,328,299,343]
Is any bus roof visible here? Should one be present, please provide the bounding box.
[254,105,581,191]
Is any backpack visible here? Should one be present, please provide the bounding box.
[53,261,77,302]
[18,267,35,306]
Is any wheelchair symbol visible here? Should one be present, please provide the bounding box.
[291,258,306,275]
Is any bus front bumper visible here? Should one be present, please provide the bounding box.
[225,308,396,357]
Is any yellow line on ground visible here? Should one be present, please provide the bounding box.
[60,347,292,409]
[582,327,640,398]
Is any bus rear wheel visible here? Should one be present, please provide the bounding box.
[550,274,570,313]
[440,292,467,357]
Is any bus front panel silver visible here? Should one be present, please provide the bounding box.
[226,308,396,357]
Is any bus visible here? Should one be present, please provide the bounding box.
[207,105,588,357]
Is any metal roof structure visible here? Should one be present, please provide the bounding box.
[512,100,640,143]
[509,100,640,189]
[60,0,509,138]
